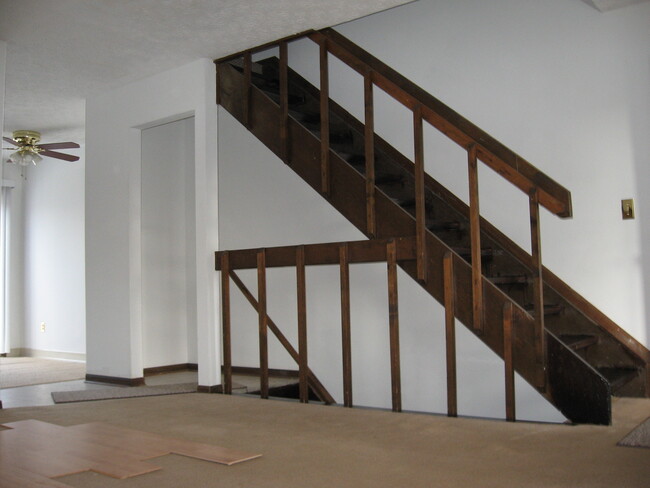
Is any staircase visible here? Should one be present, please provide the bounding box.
[214,28,650,425]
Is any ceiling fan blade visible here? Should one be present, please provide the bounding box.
[40,149,80,162]
[38,142,80,150]
[3,137,18,146]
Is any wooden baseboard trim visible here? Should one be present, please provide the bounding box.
[143,363,198,376]
[197,385,222,393]
[226,366,299,378]
[85,374,146,387]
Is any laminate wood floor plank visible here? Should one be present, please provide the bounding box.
[0,419,261,484]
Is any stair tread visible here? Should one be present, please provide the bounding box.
[489,274,528,285]
[524,303,564,315]
[427,221,462,232]
[597,367,638,392]
[559,334,599,351]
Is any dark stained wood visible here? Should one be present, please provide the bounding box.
[228,271,336,405]
[320,41,330,195]
[340,243,353,407]
[529,188,546,388]
[215,237,417,271]
[243,52,252,129]
[221,252,232,395]
[279,41,290,164]
[257,250,269,399]
[84,375,145,387]
[467,144,483,333]
[296,246,308,403]
[503,302,515,421]
[143,364,198,376]
[216,64,222,105]
[443,252,457,417]
[414,104,426,283]
[214,30,315,64]
[387,240,402,413]
[547,332,611,425]
[364,71,376,237]
[310,28,572,218]
[217,59,615,423]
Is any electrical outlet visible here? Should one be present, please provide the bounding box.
[40,322,46,332]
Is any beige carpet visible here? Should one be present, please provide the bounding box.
[0,357,86,388]
[0,394,649,487]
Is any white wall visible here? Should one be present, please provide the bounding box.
[86,59,218,385]
[22,153,85,356]
[141,117,197,368]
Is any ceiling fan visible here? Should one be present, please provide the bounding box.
[3,130,80,166]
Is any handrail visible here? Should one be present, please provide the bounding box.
[309,28,572,219]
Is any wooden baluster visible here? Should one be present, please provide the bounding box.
[467,143,483,333]
[243,52,252,129]
[387,239,401,412]
[216,63,222,105]
[220,252,232,395]
[296,246,308,403]
[257,250,269,399]
[279,41,290,164]
[503,302,516,422]
[443,252,457,417]
[339,243,353,407]
[414,104,426,283]
[320,41,330,195]
[529,188,546,387]
[364,71,376,237]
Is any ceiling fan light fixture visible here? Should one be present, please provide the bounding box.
[8,147,42,166]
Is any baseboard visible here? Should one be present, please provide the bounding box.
[85,374,145,387]
[226,366,299,378]
[10,348,86,362]
[197,385,222,393]
[143,363,198,376]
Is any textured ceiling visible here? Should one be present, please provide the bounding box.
[0,0,412,144]
[581,0,650,11]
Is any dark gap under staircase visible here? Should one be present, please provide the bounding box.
[215,30,649,424]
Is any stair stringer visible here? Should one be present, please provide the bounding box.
[218,61,611,424]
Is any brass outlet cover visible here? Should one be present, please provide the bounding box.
[621,199,635,220]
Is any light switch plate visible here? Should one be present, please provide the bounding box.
[621,199,635,220]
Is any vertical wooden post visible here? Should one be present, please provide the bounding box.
[339,243,353,407]
[320,41,330,196]
[529,188,546,387]
[467,143,483,333]
[387,239,401,412]
[296,246,308,403]
[243,52,252,129]
[220,252,232,395]
[443,252,457,417]
[279,41,290,165]
[414,104,427,283]
[503,302,516,422]
[257,250,269,399]
[216,64,222,105]
[364,71,376,237]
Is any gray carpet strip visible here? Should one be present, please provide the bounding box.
[51,383,198,404]
[618,417,650,449]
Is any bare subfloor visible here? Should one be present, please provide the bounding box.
[0,394,648,487]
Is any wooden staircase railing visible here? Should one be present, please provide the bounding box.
[214,28,650,423]
[216,237,525,419]
[216,28,573,391]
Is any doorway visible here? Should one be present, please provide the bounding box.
[141,117,198,370]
